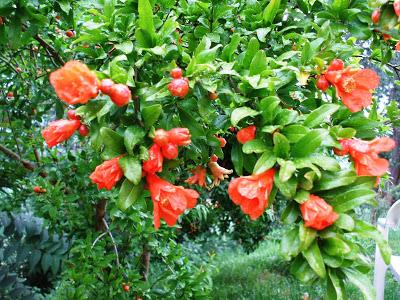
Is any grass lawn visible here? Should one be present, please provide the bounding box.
[210,229,400,300]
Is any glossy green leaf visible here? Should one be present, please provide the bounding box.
[231,107,259,127]
[303,104,339,128]
[253,149,276,175]
[290,256,318,283]
[263,0,281,24]
[118,179,143,211]
[299,222,316,251]
[118,156,142,185]
[327,269,347,300]
[274,172,297,198]
[273,132,290,158]
[335,214,355,231]
[313,170,357,191]
[343,268,375,300]
[292,129,329,157]
[302,240,326,278]
[249,50,268,76]
[142,104,162,128]
[278,159,296,182]
[232,143,243,175]
[221,33,241,62]
[242,139,268,154]
[259,96,280,125]
[124,126,145,155]
[100,127,125,155]
[322,237,351,256]
[281,125,309,143]
[281,228,301,260]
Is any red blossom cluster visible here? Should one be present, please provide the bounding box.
[50,60,131,107]
[334,137,396,182]
[143,127,200,229]
[41,110,89,148]
[316,59,380,112]
[168,67,190,98]
[300,195,338,230]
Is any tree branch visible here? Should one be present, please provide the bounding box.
[0,144,35,170]
[34,34,65,66]
[102,218,121,268]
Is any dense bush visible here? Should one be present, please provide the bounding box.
[1,0,400,299]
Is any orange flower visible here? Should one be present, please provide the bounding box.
[228,169,275,220]
[300,195,338,230]
[215,136,227,148]
[147,173,199,229]
[49,61,99,105]
[208,160,233,187]
[324,66,380,112]
[334,137,395,177]
[143,144,164,174]
[237,125,256,144]
[167,128,191,146]
[41,119,81,148]
[89,156,124,190]
[185,166,207,187]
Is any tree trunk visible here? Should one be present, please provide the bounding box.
[141,243,151,281]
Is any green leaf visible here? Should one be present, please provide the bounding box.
[58,0,71,13]
[231,107,259,127]
[282,202,299,224]
[253,149,276,175]
[292,129,329,157]
[322,237,351,256]
[263,0,281,24]
[308,155,340,172]
[232,143,244,175]
[275,109,298,126]
[142,104,162,128]
[118,156,142,185]
[242,139,268,154]
[331,0,350,12]
[313,170,357,191]
[178,108,205,138]
[100,127,125,154]
[118,179,143,211]
[353,220,391,265]
[115,41,133,54]
[301,41,312,65]
[303,104,339,128]
[76,101,106,122]
[302,240,326,278]
[110,56,128,84]
[273,132,290,158]
[249,50,268,76]
[327,188,375,212]
[290,256,318,283]
[299,222,317,251]
[274,172,297,198]
[259,96,280,125]
[335,214,355,231]
[281,228,301,260]
[294,190,310,204]
[281,125,309,143]
[137,0,156,46]
[327,269,347,300]
[124,126,145,155]
[278,159,296,182]
[342,268,375,300]
[242,37,260,68]
[221,33,241,62]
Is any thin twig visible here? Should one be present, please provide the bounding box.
[102,218,121,268]
[91,231,108,249]
[34,34,65,66]
[0,144,35,170]
[6,110,22,156]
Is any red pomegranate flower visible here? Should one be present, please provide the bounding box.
[168,78,189,98]
[300,195,338,230]
[89,156,124,190]
[147,173,199,229]
[324,65,380,112]
[49,61,99,105]
[167,128,191,146]
[334,137,396,177]
[143,144,164,174]
[228,169,275,220]
[215,136,227,148]
[237,125,256,144]
[208,160,233,187]
[41,119,81,148]
[185,166,207,187]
